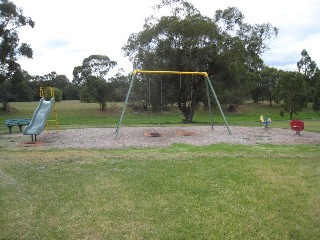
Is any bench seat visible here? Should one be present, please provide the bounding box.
[4,118,30,133]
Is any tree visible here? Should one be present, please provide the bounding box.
[26,72,80,101]
[108,71,130,102]
[43,87,62,102]
[251,66,279,106]
[72,55,117,85]
[215,7,278,70]
[80,76,113,111]
[73,55,117,111]
[4,69,32,101]
[297,49,318,78]
[214,7,278,110]
[0,0,34,110]
[41,72,80,100]
[90,77,113,111]
[122,0,278,122]
[312,69,320,113]
[297,49,319,102]
[275,71,308,119]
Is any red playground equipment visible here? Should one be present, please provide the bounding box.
[290,119,304,135]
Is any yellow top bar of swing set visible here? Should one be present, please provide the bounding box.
[133,70,208,77]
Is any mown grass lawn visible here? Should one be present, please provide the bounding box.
[1,144,320,239]
[1,100,320,239]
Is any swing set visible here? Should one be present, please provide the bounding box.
[115,70,232,136]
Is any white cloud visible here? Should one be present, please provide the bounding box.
[13,0,320,79]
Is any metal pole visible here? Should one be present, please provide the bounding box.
[206,76,232,135]
[205,78,213,130]
[160,78,163,113]
[115,73,136,136]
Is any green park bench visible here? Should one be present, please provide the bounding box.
[4,118,30,133]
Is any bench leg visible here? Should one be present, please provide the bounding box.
[8,126,13,133]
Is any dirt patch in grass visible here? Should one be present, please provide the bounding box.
[1,126,320,150]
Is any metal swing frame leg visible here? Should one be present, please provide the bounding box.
[116,73,136,137]
[205,77,232,135]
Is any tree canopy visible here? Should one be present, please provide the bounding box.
[275,71,308,119]
[1,0,319,120]
[73,55,117,111]
[297,49,318,78]
[122,0,278,122]
[0,0,34,110]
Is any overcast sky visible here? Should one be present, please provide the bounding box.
[13,0,320,80]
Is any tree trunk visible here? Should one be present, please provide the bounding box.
[181,108,194,123]
[179,100,195,123]
[177,79,201,123]
[1,84,9,112]
[100,101,106,111]
[1,101,9,112]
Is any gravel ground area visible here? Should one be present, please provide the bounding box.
[16,126,320,149]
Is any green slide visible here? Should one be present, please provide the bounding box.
[23,98,54,140]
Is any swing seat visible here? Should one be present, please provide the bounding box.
[150,132,161,137]
[290,120,304,134]
[144,131,162,137]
